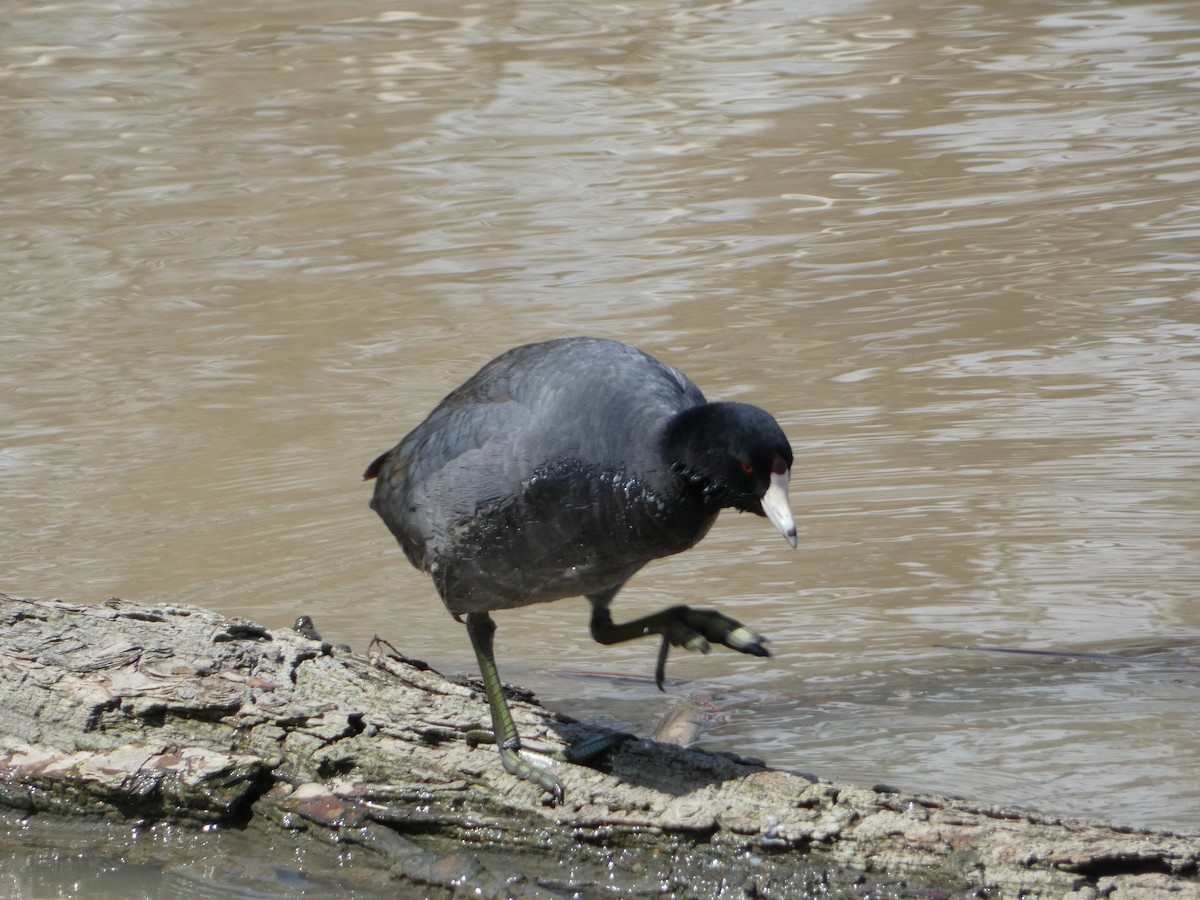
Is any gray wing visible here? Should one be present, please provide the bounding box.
[366,338,705,600]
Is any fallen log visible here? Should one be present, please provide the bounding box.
[0,593,1196,899]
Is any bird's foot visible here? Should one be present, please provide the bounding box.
[464,730,630,805]
[654,605,769,690]
[498,739,566,805]
[656,605,769,656]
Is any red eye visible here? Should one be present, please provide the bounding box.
[740,461,754,474]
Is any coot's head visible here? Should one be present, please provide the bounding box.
[666,401,797,547]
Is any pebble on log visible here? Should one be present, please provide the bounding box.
[0,593,1197,899]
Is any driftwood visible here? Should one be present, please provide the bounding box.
[0,593,1197,899]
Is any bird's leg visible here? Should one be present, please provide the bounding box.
[462,612,629,798]
[588,599,769,691]
[464,612,567,804]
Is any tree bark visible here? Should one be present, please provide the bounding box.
[0,592,1196,899]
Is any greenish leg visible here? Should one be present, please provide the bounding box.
[464,612,570,803]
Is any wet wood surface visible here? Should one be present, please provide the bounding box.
[1,593,1196,899]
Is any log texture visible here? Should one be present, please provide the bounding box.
[0,593,1196,899]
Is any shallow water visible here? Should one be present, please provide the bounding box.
[3,0,1199,890]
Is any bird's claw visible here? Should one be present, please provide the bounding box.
[467,728,629,805]
[654,605,769,690]
[496,740,566,805]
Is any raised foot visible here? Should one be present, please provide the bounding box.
[654,605,769,690]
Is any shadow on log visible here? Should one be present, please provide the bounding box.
[1,593,1197,899]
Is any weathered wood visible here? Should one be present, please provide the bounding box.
[0,592,1196,899]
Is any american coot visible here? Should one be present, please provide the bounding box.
[364,337,796,802]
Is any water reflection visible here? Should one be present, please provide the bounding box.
[2,0,1198,871]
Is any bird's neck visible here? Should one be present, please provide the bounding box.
[661,404,732,507]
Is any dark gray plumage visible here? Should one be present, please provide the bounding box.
[364,336,796,802]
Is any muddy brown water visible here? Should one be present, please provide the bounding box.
[3,0,1199,894]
